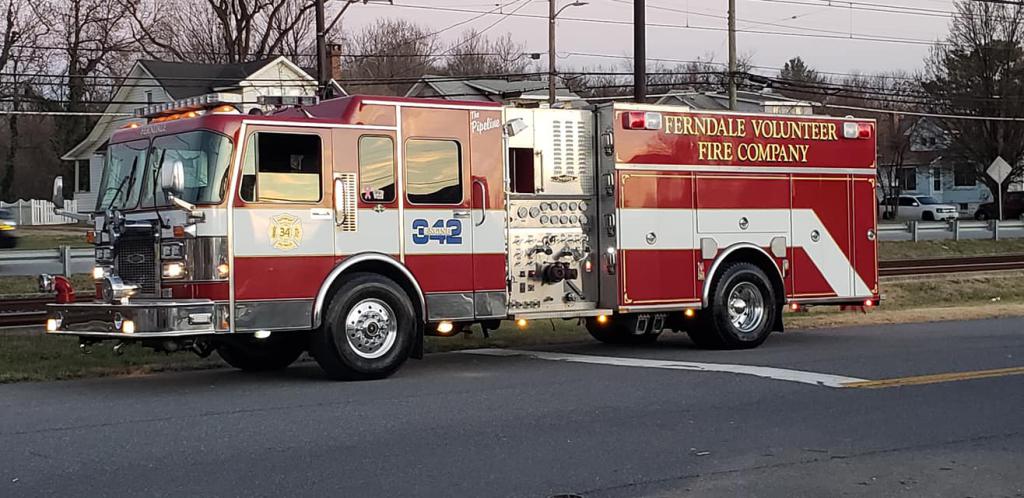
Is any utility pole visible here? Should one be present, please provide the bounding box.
[315,0,330,98]
[549,0,557,106]
[634,0,646,102]
[728,0,737,110]
[549,2,588,106]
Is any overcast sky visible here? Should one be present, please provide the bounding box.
[339,0,957,78]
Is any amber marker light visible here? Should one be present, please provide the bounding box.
[684,309,696,318]
[437,321,454,335]
[516,318,528,329]
[596,314,609,325]
[790,303,800,311]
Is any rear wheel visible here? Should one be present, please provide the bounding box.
[216,332,307,372]
[687,262,777,349]
[586,314,661,345]
[922,211,935,221]
[310,273,416,380]
[975,210,989,221]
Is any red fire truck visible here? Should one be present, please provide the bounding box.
[44,94,878,380]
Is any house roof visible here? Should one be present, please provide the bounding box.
[407,75,580,102]
[655,88,813,113]
[138,58,281,99]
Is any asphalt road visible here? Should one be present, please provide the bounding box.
[1,318,1023,497]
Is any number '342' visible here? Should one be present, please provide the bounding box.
[411,219,463,245]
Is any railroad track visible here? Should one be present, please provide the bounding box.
[1,255,1021,328]
[879,254,1024,277]
[0,297,53,328]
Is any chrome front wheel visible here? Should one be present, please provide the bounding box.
[345,298,398,359]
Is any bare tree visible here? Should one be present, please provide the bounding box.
[921,0,1024,219]
[125,0,317,64]
[30,0,135,168]
[442,31,529,77]
[341,19,441,96]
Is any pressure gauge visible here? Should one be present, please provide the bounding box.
[517,206,528,219]
[540,202,550,212]
[540,215,550,224]
[570,215,579,224]
[529,206,540,218]
[579,214,589,225]
[578,201,588,212]
[559,215,570,224]
[559,202,569,212]
[569,202,579,211]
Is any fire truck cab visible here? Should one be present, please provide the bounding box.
[45,94,878,380]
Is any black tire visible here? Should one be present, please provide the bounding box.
[585,314,661,345]
[975,210,989,221]
[216,332,307,372]
[687,262,777,350]
[922,211,935,221]
[310,273,416,380]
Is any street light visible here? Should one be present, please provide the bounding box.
[549,1,588,106]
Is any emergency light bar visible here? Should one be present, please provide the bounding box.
[135,93,242,119]
[258,95,319,107]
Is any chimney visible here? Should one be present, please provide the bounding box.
[328,43,343,82]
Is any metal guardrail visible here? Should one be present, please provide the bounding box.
[0,246,93,276]
[878,219,1024,241]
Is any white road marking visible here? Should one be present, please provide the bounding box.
[461,349,868,388]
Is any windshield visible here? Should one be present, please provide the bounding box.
[147,131,234,207]
[917,196,942,205]
[96,140,148,211]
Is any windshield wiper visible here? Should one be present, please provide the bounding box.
[105,158,139,211]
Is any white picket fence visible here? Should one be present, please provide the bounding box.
[0,199,80,225]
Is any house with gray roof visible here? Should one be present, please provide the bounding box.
[405,75,581,106]
[63,56,318,211]
[656,88,814,115]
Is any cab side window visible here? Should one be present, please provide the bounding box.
[241,132,322,203]
[406,139,462,205]
[358,136,396,203]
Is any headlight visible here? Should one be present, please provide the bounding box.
[161,242,185,260]
[92,266,108,280]
[162,262,186,279]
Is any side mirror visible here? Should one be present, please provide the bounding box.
[52,177,65,209]
[161,161,185,197]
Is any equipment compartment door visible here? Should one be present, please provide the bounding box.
[851,177,878,298]
[791,177,853,299]
[618,172,698,306]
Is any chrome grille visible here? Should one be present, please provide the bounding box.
[115,237,157,294]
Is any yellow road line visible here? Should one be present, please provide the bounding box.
[843,366,1024,389]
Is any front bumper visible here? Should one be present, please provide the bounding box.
[46,300,227,339]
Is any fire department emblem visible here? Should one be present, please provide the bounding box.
[268,214,303,251]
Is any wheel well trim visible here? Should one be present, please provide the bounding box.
[312,252,427,328]
[701,242,785,308]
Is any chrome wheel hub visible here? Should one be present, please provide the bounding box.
[344,298,398,359]
[727,282,766,337]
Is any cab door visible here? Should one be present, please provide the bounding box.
[231,126,334,331]
[332,129,401,260]
[401,107,476,321]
